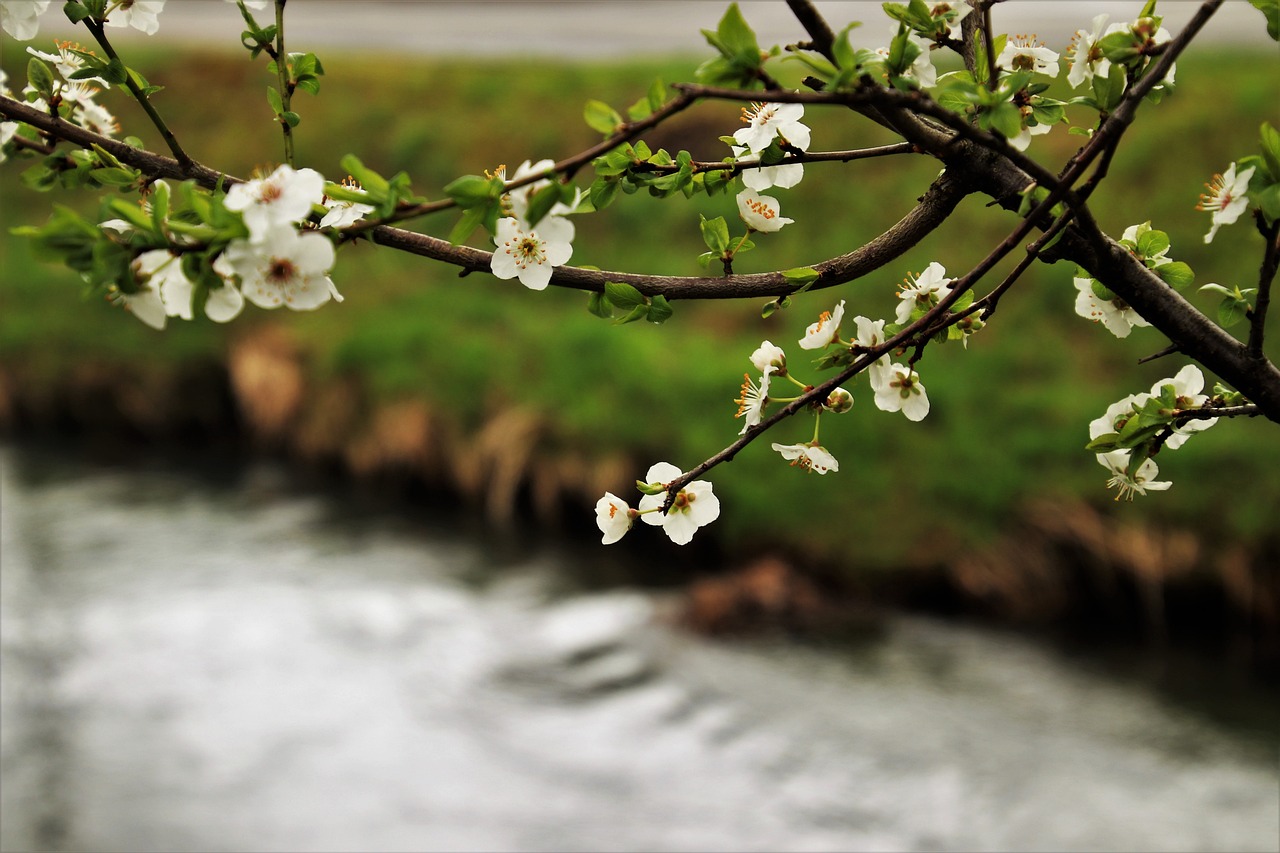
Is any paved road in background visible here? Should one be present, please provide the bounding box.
[24,1,1274,58]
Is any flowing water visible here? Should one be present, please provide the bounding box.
[1,442,1277,853]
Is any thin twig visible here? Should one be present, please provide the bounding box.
[81,19,195,173]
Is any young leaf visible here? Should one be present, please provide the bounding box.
[699,215,730,254]
[647,294,674,324]
[583,100,623,135]
[604,280,645,310]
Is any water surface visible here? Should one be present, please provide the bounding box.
[1,444,1276,852]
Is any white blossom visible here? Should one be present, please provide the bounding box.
[1073,274,1150,338]
[734,371,771,435]
[490,214,574,291]
[224,165,326,242]
[219,225,340,311]
[997,35,1059,77]
[112,258,169,330]
[798,300,845,350]
[637,462,721,545]
[1098,451,1171,500]
[319,180,375,230]
[749,340,787,376]
[736,190,794,233]
[74,99,119,136]
[594,492,633,545]
[1067,14,1113,89]
[105,0,166,35]
[771,442,839,474]
[852,315,892,392]
[732,102,811,154]
[1,0,51,40]
[732,145,803,192]
[895,262,952,324]
[1150,364,1218,448]
[27,41,109,88]
[874,363,930,421]
[1197,162,1255,244]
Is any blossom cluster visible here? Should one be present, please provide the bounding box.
[11,41,120,142]
[108,165,369,330]
[489,160,579,291]
[595,462,720,546]
[1087,365,1218,500]
[730,101,810,234]
[0,0,271,41]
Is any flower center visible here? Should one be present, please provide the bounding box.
[266,257,296,284]
[1197,175,1230,212]
[744,198,777,220]
[741,103,775,127]
[259,181,284,204]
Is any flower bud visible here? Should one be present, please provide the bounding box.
[824,387,854,414]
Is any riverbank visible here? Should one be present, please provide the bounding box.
[3,332,1277,674]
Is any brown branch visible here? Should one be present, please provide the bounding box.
[1,92,969,301]
[1250,217,1279,361]
[784,0,836,62]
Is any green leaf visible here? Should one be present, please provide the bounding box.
[614,304,650,325]
[1217,298,1250,328]
[1258,122,1280,181]
[1249,0,1280,41]
[1136,229,1170,259]
[295,77,321,96]
[1153,261,1193,289]
[63,2,91,24]
[696,3,763,88]
[588,177,620,211]
[447,205,486,246]
[149,180,170,232]
[604,280,645,310]
[587,291,613,319]
[781,267,820,285]
[26,58,55,99]
[1085,433,1120,452]
[90,167,140,187]
[647,77,667,112]
[699,215,730,253]
[646,294,674,324]
[715,2,760,59]
[281,111,301,128]
[1256,182,1280,223]
[583,99,623,135]
[266,86,283,114]
[523,181,564,228]
[986,102,1024,141]
[442,174,498,208]
[340,155,391,196]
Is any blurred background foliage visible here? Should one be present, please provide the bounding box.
[1,42,1277,575]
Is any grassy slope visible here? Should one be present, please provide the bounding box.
[1,44,1277,572]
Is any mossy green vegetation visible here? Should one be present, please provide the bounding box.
[2,46,1277,570]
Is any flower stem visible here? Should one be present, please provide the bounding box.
[274,0,295,167]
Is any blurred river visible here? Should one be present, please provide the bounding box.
[1,442,1277,853]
